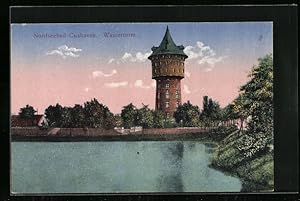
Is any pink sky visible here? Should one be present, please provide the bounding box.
[11,56,253,115]
[11,23,272,115]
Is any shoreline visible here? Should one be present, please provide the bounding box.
[11,132,213,142]
[209,163,273,192]
[10,127,216,142]
[11,127,272,192]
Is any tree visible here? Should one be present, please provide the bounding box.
[114,114,123,127]
[232,94,249,131]
[70,104,85,128]
[83,98,115,128]
[200,96,222,126]
[235,54,273,156]
[221,103,238,126]
[240,54,273,135]
[174,101,200,127]
[61,107,73,128]
[152,110,165,128]
[121,103,137,128]
[45,103,64,127]
[19,104,37,119]
[136,104,154,128]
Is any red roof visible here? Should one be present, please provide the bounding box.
[11,115,44,127]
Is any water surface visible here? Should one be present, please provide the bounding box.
[11,141,241,193]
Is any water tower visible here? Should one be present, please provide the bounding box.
[148,26,188,118]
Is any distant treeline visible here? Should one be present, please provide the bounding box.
[17,96,230,129]
[17,54,273,141]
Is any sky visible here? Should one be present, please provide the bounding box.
[11,22,273,114]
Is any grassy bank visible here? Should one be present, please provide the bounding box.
[209,129,274,192]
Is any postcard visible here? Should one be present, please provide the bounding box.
[10,22,273,194]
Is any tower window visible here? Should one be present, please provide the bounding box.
[166,102,169,108]
[176,90,179,99]
[166,83,169,88]
[158,92,160,99]
[166,112,170,118]
[166,90,169,99]
[173,69,175,73]
[176,102,179,108]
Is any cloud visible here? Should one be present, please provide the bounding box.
[184,41,227,67]
[134,80,153,89]
[46,45,82,59]
[58,45,82,52]
[183,85,191,94]
[92,69,117,78]
[197,56,227,66]
[121,51,152,63]
[104,81,128,88]
[107,58,120,65]
[108,58,115,64]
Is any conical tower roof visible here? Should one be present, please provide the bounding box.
[148,26,188,59]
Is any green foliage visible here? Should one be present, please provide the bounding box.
[136,104,154,128]
[200,96,222,126]
[221,103,238,120]
[121,104,168,128]
[45,98,115,128]
[174,101,200,127]
[246,55,273,133]
[237,54,273,156]
[121,103,137,129]
[211,54,274,191]
[19,104,37,119]
[70,104,85,128]
[61,107,73,128]
[163,118,178,128]
[152,110,166,128]
[83,98,115,129]
[114,114,123,127]
[45,103,64,127]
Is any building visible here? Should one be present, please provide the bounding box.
[11,114,48,128]
[148,26,188,118]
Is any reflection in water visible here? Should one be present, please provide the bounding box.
[158,142,184,192]
[12,141,242,193]
[187,141,196,150]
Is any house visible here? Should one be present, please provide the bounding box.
[11,114,48,128]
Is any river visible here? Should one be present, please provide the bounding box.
[11,141,242,193]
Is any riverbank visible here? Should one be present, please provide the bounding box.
[11,127,217,142]
[210,130,274,192]
[11,126,273,192]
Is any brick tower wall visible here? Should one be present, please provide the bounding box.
[150,54,186,118]
[155,77,182,118]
